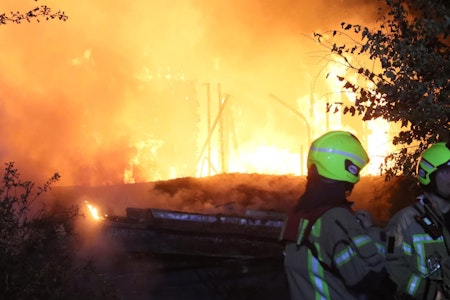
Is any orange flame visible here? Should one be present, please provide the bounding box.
[85,200,104,221]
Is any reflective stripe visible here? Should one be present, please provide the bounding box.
[413,234,437,243]
[375,242,386,256]
[296,219,309,245]
[412,234,443,275]
[310,146,366,165]
[312,219,321,237]
[334,235,371,267]
[402,242,412,256]
[308,244,331,299]
[306,219,331,300]
[335,246,356,267]
[406,274,421,296]
[420,158,435,170]
[352,235,371,247]
[310,255,327,300]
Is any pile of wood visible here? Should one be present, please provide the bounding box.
[101,207,286,259]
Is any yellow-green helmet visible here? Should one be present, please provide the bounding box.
[417,142,450,186]
[307,131,369,183]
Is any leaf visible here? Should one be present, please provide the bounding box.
[385,70,396,81]
[343,82,355,90]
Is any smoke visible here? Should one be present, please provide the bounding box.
[0,0,381,186]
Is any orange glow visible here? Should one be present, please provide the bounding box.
[0,1,392,185]
[227,145,302,175]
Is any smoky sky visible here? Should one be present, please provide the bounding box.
[0,0,382,186]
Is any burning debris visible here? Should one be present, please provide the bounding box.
[85,200,105,221]
[85,200,286,259]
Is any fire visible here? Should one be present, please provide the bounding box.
[227,144,302,175]
[123,137,163,184]
[123,71,397,180]
[85,201,105,221]
[365,118,394,176]
[0,1,397,186]
[189,58,396,178]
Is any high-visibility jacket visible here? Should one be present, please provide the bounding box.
[282,206,392,300]
[386,193,450,299]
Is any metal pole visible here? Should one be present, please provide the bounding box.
[206,83,211,176]
[218,83,225,173]
[195,95,230,172]
[269,94,311,175]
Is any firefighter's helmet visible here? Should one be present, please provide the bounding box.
[307,131,369,184]
[417,142,450,186]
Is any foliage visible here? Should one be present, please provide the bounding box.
[0,162,74,299]
[314,0,449,179]
[0,161,123,299]
[0,1,68,24]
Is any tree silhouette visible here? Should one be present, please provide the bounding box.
[314,0,449,179]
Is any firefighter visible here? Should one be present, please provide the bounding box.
[386,142,450,299]
[281,130,396,300]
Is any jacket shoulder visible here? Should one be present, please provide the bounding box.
[323,206,354,217]
[320,206,357,227]
[387,205,419,234]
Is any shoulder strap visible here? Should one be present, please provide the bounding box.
[296,205,351,275]
[304,238,338,273]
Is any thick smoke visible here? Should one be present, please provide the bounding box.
[0,0,381,186]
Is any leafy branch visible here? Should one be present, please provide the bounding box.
[313,0,449,178]
[0,3,68,25]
